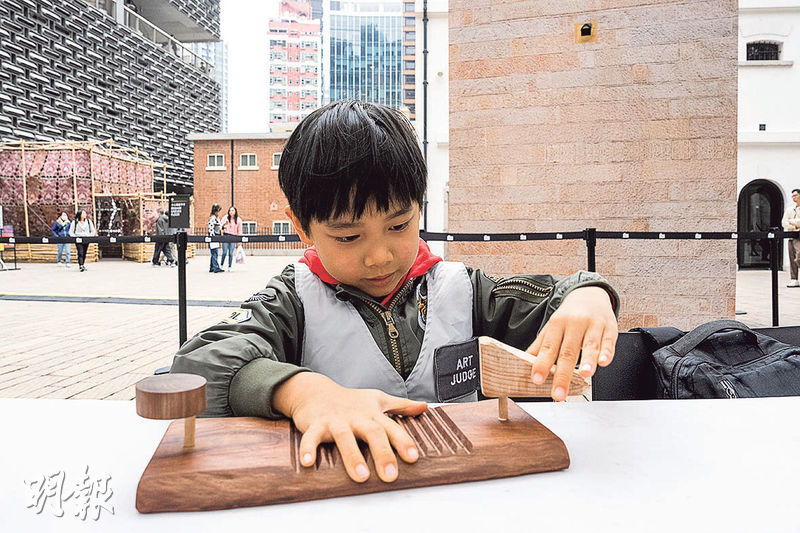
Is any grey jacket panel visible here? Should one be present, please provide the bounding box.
[296,261,473,402]
[170,262,619,419]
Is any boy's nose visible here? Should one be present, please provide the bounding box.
[364,246,393,268]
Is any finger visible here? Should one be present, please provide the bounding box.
[529,321,564,386]
[329,424,370,483]
[376,415,420,464]
[527,329,545,357]
[353,420,398,483]
[597,326,619,367]
[298,423,327,468]
[380,395,428,417]
[578,322,605,377]
[551,325,585,402]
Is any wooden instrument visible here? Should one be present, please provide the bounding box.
[135,339,577,513]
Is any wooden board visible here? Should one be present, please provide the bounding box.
[13,243,99,263]
[136,399,569,513]
[122,242,195,262]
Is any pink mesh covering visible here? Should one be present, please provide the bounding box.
[0,146,155,236]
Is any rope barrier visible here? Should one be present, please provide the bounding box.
[2,228,799,337]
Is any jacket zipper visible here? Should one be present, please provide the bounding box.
[353,279,415,376]
[492,278,552,300]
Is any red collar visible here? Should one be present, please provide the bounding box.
[299,238,442,306]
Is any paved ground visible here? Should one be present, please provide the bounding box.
[1,254,797,402]
[0,255,299,401]
[734,269,800,327]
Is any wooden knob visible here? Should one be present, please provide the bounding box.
[136,374,206,447]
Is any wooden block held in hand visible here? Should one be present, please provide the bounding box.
[478,336,587,399]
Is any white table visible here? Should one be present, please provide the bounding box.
[3,397,800,533]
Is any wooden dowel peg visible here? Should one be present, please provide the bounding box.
[184,415,196,448]
[136,374,206,448]
[497,396,508,421]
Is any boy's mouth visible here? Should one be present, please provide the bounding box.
[364,273,395,287]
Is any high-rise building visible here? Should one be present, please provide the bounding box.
[309,0,324,21]
[191,41,229,132]
[402,1,415,119]
[0,0,221,191]
[322,0,414,119]
[267,1,322,133]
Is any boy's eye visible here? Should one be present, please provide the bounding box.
[390,221,410,231]
[335,235,359,243]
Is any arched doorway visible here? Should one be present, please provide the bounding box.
[738,179,784,269]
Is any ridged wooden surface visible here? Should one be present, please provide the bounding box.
[136,399,570,513]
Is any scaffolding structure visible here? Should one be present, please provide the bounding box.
[0,139,173,261]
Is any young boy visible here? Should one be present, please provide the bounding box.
[171,100,619,484]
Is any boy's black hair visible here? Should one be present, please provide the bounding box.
[278,100,426,233]
[792,188,800,195]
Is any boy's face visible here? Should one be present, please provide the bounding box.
[288,202,421,298]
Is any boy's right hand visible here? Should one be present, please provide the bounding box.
[273,372,427,483]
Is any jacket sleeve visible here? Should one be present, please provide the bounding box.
[170,265,308,418]
[471,269,620,351]
[68,221,75,237]
[51,222,59,237]
[783,209,792,231]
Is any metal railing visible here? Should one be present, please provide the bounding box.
[86,0,213,74]
[2,228,799,345]
[190,228,307,252]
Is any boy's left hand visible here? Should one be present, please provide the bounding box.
[527,286,618,401]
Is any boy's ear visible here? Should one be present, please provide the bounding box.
[285,207,313,245]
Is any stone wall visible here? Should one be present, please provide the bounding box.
[448,0,738,330]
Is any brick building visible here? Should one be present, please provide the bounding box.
[188,133,293,236]
[448,0,738,330]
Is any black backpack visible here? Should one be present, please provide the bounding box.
[636,319,800,399]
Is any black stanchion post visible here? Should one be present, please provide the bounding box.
[770,227,780,327]
[584,227,597,272]
[177,230,188,346]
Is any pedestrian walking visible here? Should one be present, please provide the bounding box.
[51,212,71,267]
[220,206,242,271]
[69,210,95,272]
[151,207,176,267]
[208,204,224,273]
[783,188,800,287]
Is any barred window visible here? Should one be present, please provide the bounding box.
[747,41,780,61]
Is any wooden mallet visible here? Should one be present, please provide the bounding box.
[136,374,207,448]
[478,336,587,420]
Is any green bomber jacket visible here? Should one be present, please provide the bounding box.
[170,264,620,418]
